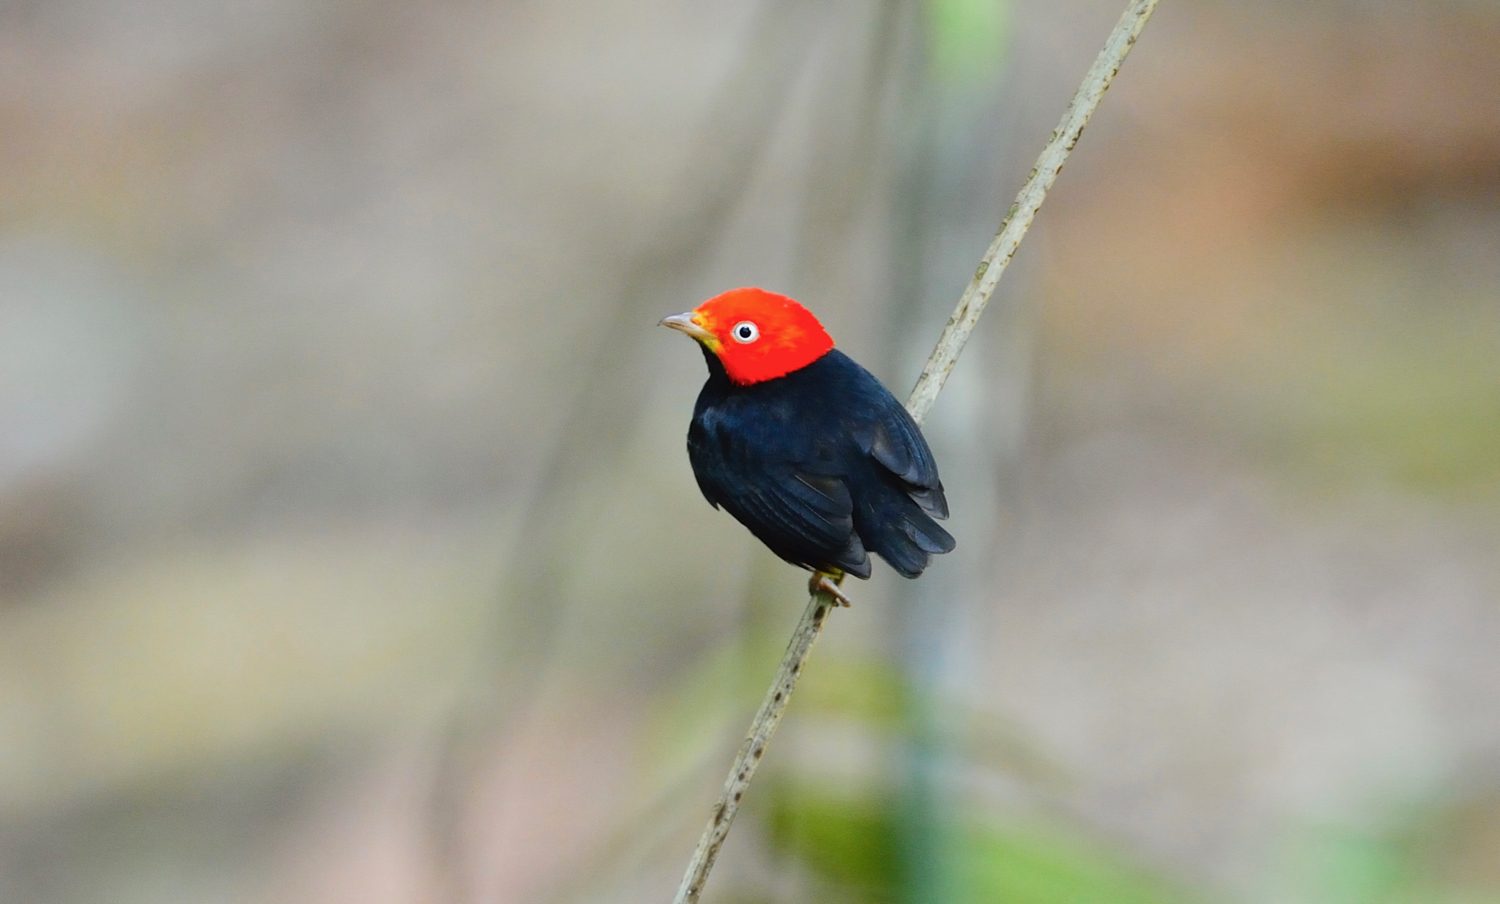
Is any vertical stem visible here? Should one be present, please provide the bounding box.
[672,590,837,904]
[905,0,1160,425]
[671,1,1160,900]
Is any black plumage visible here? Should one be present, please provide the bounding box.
[687,346,955,580]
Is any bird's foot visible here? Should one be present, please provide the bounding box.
[809,573,853,607]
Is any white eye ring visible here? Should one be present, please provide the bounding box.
[730,321,759,344]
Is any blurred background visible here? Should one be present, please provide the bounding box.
[1,0,1498,901]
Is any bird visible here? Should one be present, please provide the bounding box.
[660,287,954,605]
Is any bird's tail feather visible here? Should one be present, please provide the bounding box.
[869,503,955,579]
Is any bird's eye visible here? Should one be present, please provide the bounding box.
[731,321,759,344]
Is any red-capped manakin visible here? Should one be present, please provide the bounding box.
[661,287,954,604]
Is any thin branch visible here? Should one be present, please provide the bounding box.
[672,2,1160,901]
[906,0,1159,425]
[672,584,837,904]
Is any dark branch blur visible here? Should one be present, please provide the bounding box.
[1,1,1498,902]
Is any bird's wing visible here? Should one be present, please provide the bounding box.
[859,406,949,519]
[735,463,860,550]
[689,407,865,558]
[695,437,869,576]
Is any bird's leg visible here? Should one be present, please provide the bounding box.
[809,571,853,607]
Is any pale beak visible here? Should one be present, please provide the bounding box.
[659,311,715,344]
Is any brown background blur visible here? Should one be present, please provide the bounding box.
[1,1,1498,902]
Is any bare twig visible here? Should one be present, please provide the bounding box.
[672,2,1159,901]
[905,0,1159,425]
[671,584,838,904]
